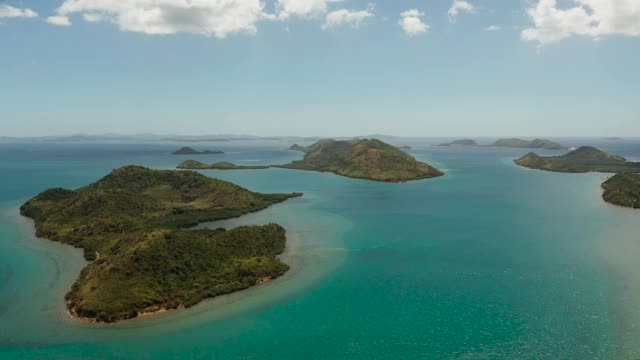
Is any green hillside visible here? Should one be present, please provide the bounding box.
[20,166,301,322]
[275,139,443,182]
[602,173,640,208]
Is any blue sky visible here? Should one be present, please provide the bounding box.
[1,0,639,137]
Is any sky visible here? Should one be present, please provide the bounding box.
[1,0,639,137]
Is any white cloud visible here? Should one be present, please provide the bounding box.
[321,7,373,30]
[522,0,640,45]
[399,9,428,36]
[47,0,266,38]
[485,25,501,31]
[82,13,104,23]
[275,0,343,20]
[448,0,475,23]
[0,5,38,19]
[47,15,71,26]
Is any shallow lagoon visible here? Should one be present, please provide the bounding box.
[1,139,639,359]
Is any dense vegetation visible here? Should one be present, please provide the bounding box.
[437,139,479,147]
[177,160,269,170]
[275,138,443,182]
[602,174,640,208]
[173,147,223,155]
[491,138,567,150]
[20,166,301,322]
[514,146,640,173]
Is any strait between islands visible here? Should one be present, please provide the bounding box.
[514,146,640,209]
[21,139,443,323]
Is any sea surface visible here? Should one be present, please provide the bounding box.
[1,138,640,359]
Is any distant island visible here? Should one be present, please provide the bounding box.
[275,139,443,183]
[288,144,307,152]
[172,147,224,155]
[491,138,567,150]
[438,139,479,147]
[602,174,640,208]
[436,138,566,150]
[178,160,269,170]
[514,146,640,173]
[20,166,302,323]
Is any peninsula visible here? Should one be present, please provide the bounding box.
[514,146,640,173]
[602,174,640,208]
[276,138,443,182]
[178,160,269,170]
[172,147,224,155]
[20,166,302,323]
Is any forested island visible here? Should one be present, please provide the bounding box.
[514,146,640,173]
[491,138,567,150]
[438,139,479,147]
[276,139,443,182]
[602,174,640,208]
[437,138,566,150]
[173,147,224,155]
[20,166,301,323]
[515,147,640,209]
[178,160,269,170]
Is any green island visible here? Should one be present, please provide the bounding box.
[177,160,269,170]
[490,138,567,150]
[275,139,443,183]
[437,139,479,147]
[602,174,640,208]
[20,166,302,323]
[514,146,640,173]
[172,147,224,155]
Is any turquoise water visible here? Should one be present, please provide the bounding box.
[1,139,640,359]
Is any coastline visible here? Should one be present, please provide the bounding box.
[7,195,351,328]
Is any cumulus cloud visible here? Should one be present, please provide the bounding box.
[47,15,71,26]
[46,0,266,38]
[321,7,373,30]
[448,0,475,23]
[0,5,38,18]
[82,13,104,23]
[399,9,428,36]
[275,0,343,20]
[522,0,640,45]
[485,25,501,31]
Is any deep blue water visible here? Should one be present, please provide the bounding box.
[1,138,639,359]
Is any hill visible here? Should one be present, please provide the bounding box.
[177,160,269,170]
[20,166,301,322]
[491,138,567,150]
[602,174,640,208]
[275,139,443,182]
[514,146,640,173]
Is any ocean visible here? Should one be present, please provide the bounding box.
[1,138,639,359]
